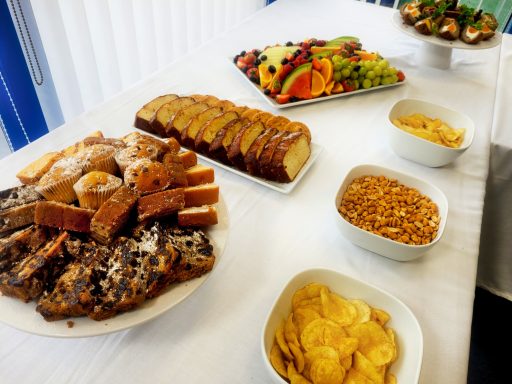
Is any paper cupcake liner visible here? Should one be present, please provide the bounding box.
[74,182,121,210]
[83,155,118,175]
[36,173,81,203]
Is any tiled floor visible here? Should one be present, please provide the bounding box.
[468,287,512,383]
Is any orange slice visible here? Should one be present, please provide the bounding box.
[332,82,344,94]
[324,81,335,96]
[320,58,333,84]
[311,70,325,98]
[259,64,273,88]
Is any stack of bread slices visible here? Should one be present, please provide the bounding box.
[134,94,312,183]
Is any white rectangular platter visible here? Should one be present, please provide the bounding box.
[231,58,406,109]
[196,142,323,194]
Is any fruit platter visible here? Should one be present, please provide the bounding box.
[232,36,406,108]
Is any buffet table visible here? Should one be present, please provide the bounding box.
[0,1,502,383]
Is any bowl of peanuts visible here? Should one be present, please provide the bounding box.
[335,164,448,261]
[388,99,474,167]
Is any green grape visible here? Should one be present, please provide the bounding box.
[379,59,389,69]
[350,71,359,80]
[372,77,381,87]
[341,68,351,78]
[358,67,368,76]
[332,55,342,63]
[333,71,342,82]
[388,67,398,76]
[341,58,350,67]
[333,62,343,71]
[362,78,372,89]
[365,70,376,80]
[382,69,389,77]
[373,66,382,77]
[353,79,360,90]
[390,74,398,84]
[381,76,392,85]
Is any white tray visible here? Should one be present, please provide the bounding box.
[231,58,406,109]
[196,142,323,194]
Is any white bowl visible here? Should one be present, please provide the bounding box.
[261,268,423,384]
[388,99,474,167]
[334,164,448,261]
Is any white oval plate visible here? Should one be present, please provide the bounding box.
[392,11,502,50]
[0,196,229,338]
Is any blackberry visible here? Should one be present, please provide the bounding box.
[263,89,271,95]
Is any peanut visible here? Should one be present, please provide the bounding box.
[337,175,440,246]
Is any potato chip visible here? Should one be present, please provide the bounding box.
[270,341,288,379]
[320,289,357,326]
[336,337,359,359]
[340,355,353,371]
[294,306,322,335]
[350,299,371,324]
[346,321,394,366]
[353,351,384,384]
[295,297,322,312]
[292,283,328,309]
[288,362,312,384]
[385,372,397,384]
[303,346,340,380]
[385,328,398,364]
[276,320,294,361]
[371,308,391,326]
[309,358,345,384]
[300,318,346,351]
[285,313,300,348]
[289,342,305,373]
[343,368,375,384]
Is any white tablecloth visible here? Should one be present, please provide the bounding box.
[478,34,512,300]
[0,1,502,383]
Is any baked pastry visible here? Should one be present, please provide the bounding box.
[244,128,278,176]
[0,185,43,233]
[269,131,311,182]
[180,106,223,148]
[34,201,95,233]
[137,188,185,222]
[185,164,214,186]
[178,206,218,227]
[36,157,83,203]
[194,110,239,153]
[208,118,248,163]
[61,131,105,157]
[251,111,274,124]
[150,96,195,137]
[258,130,288,179]
[134,94,178,134]
[227,121,266,170]
[162,153,188,188]
[124,158,171,195]
[165,137,181,154]
[82,136,126,149]
[73,171,122,210]
[122,132,174,160]
[177,150,197,169]
[90,186,138,244]
[213,99,236,111]
[73,144,118,175]
[16,152,64,185]
[228,105,249,116]
[115,143,158,174]
[183,184,219,207]
[165,101,209,139]
[265,115,291,131]
[284,121,311,143]
[241,108,263,120]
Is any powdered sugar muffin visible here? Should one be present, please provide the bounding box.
[74,144,118,175]
[73,171,122,210]
[35,157,83,203]
[124,158,171,196]
[114,143,158,174]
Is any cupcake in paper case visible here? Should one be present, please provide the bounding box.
[35,157,83,203]
[115,143,158,174]
[73,171,122,210]
[74,144,118,175]
[124,158,171,196]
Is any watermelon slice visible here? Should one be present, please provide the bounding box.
[281,63,312,100]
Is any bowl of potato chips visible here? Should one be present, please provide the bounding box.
[262,268,423,384]
[388,98,474,167]
[335,164,448,261]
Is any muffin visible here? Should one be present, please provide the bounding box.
[114,143,158,174]
[73,171,122,210]
[35,157,83,203]
[122,132,173,159]
[74,144,118,175]
[124,158,171,196]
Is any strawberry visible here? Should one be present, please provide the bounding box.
[275,94,291,104]
[341,79,356,92]
[397,70,406,82]
[244,53,257,65]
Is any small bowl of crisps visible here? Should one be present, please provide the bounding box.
[388,98,474,167]
[262,268,423,384]
[335,164,448,261]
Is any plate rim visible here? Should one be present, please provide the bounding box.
[230,57,406,109]
[0,195,229,338]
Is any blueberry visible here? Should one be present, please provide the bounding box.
[354,65,361,72]
[264,89,271,95]
[233,55,239,63]
[268,65,276,73]
[255,59,261,66]
[260,54,267,61]
[286,41,293,46]
[290,96,299,102]
[240,50,246,56]
[281,58,288,65]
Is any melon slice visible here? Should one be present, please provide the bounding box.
[281,63,312,100]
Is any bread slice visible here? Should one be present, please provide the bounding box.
[16,152,64,184]
[0,202,38,234]
[265,115,291,131]
[0,185,43,233]
[244,128,278,176]
[228,105,249,115]
[241,108,263,120]
[180,106,223,149]
[227,121,266,170]
[177,150,197,169]
[251,111,274,124]
[134,94,178,134]
[269,132,311,182]
[208,118,247,163]
[34,201,95,233]
[185,164,215,186]
[284,121,311,143]
[213,99,236,111]
[137,188,185,222]
[184,184,219,207]
[61,131,105,157]
[162,153,188,188]
[198,95,220,106]
[178,206,218,227]
[165,101,209,139]
[194,111,239,153]
[149,96,195,137]
[258,130,288,179]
